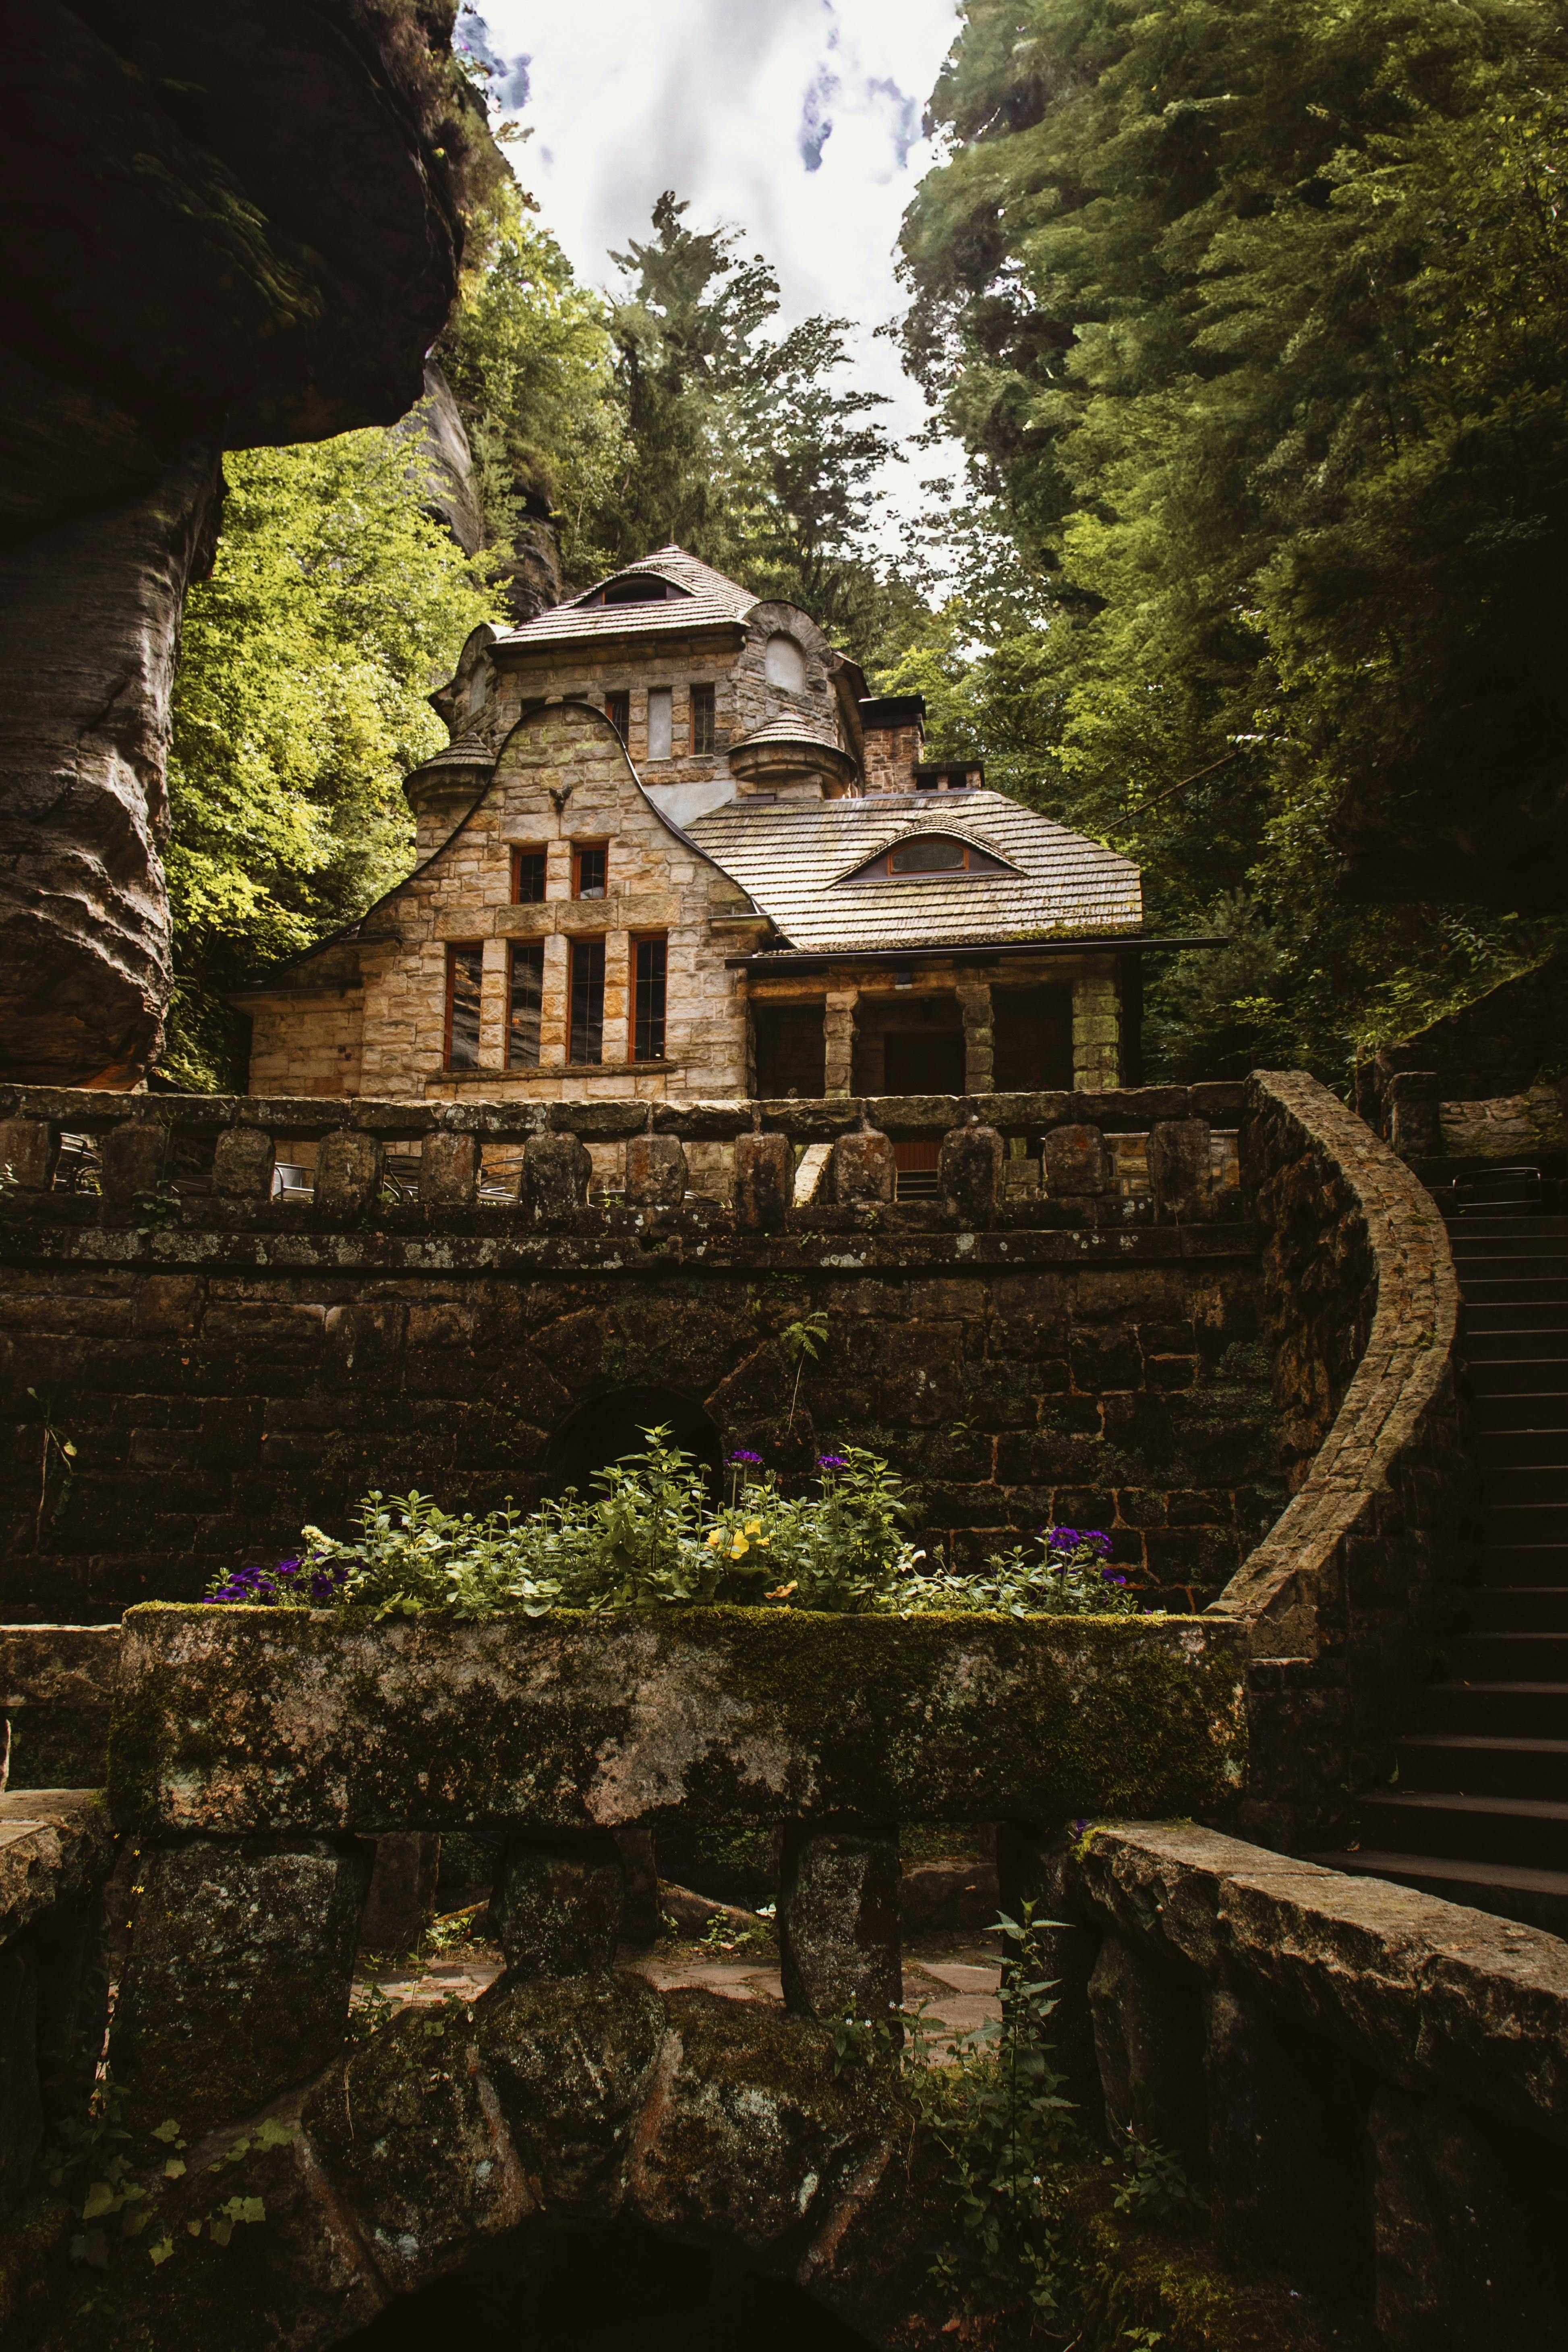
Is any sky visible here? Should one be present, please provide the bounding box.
[457,0,963,549]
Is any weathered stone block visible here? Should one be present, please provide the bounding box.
[1044,1123,1109,1197]
[418,1130,477,1206]
[357,1831,439,1954]
[1203,1980,1365,2294]
[493,1828,624,1975]
[625,1132,688,1207]
[110,1836,371,2133]
[939,1122,1003,1223]
[779,1822,901,2023]
[829,1127,895,1206]
[475,1970,664,2219]
[0,1117,57,1190]
[1087,1930,1207,2168]
[212,1124,276,1200]
[315,1129,383,1215]
[734,1130,793,1228]
[1147,1117,1212,1219]
[99,1119,168,1203]
[1369,2083,1553,2352]
[524,1129,591,1216]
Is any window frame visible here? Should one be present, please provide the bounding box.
[605,690,630,743]
[572,841,609,901]
[646,685,673,762]
[568,935,607,1067]
[630,931,668,1064]
[444,942,485,1071]
[506,938,545,1069]
[511,845,548,904]
[690,682,716,755]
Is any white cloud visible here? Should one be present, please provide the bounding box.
[459,0,961,553]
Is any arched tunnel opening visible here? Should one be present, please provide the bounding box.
[545,1385,725,1503]
[333,2215,877,2350]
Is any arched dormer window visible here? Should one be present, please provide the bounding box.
[764,633,807,693]
[837,832,1018,883]
[580,572,692,607]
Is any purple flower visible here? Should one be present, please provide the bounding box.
[1102,1571,1129,1586]
[816,1454,847,1470]
[727,1450,764,1466]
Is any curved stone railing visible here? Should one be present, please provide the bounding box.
[1210,1070,1475,1843]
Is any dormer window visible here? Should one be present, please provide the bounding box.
[585,571,692,607]
[838,832,1017,883]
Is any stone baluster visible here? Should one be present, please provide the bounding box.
[957,978,994,1095]
[733,1129,793,1230]
[1146,1116,1212,1221]
[109,1836,371,2136]
[1042,1122,1110,1201]
[492,1828,624,1976]
[523,1130,591,1218]
[777,1818,902,2027]
[939,1118,1003,1222]
[315,1128,383,1214]
[0,1116,58,1190]
[99,1116,168,1204]
[823,988,858,1098]
[420,1129,479,1205]
[624,1130,687,1207]
[212,1124,276,1201]
[828,1124,895,1207]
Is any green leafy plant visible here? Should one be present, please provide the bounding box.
[779,1309,829,1428]
[27,1383,77,1533]
[1108,2126,1203,2226]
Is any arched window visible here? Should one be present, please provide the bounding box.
[764,634,807,693]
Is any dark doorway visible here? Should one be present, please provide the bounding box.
[992,984,1073,1092]
[546,1386,723,1500]
[754,1002,825,1098]
[883,1028,965,1094]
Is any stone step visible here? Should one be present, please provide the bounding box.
[1479,1502,1568,1545]
[1463,1307,1568,1342]
[1460,1275,1568,1307]
[1448,1221,1568,1250]
[1452,1629,1568,1676]
[1475,1427,1568,1467]
[1418,1681,1568,1737]
[1456,1257,1568,1288]
[1310,1850,1568,1934]
[1473,1389,1568,1430]
[1468,1357,1568,1394]
[1469,1588,1568,1631]
[1354,1789,1568,1871]
[1481,1465,1568,1505]
[1395,1733,1568,1799]
[1480,1544,1568,1586]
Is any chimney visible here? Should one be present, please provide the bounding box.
[858,695,926,793]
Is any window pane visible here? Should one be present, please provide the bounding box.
[574,845,606,899]
[447,945,483,1069]
[507,940,544,1068]
[891,836,965,873]
[691,683,716,754]
[513,848,546,903]
[570,938,605,1064]
[634,935,667,1062]
[605,691,630,743]
[647,687,672,761]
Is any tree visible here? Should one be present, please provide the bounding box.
[163,431,500,1087]
[891,0,1568,1078]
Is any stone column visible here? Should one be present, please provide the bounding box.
[604,931,631,1066]
[1071,967,1122,1089]
[316,1129,383,1215]
[523,1130,591,1216]
[829,1126,896,1205]
[823,987,858,1098]
[99,1118,169,1205]
[492,1829,624,1976]
[110,1837,371,2135]
[420,1129,478,1205]
[778,1821,901,2025]
[957,977,994,1093]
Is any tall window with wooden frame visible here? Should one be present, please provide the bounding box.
[605,690,630,744]
[631,934,667,1063]
[507,940,544,1068]
[690,683,716,754]
[573,842,607,900]
[569,938,606,1065]
[511,846,547,903]
[445,944,483,1070]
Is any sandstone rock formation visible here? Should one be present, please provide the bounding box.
[0,1,497,1085]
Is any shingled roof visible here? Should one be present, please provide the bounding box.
[688,791,1142,953]
[495,546,757,651]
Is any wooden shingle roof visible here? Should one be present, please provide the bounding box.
[494,547,756,650]
[688,791,1142,952]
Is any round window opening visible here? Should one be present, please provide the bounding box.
[546,1386,724,1502]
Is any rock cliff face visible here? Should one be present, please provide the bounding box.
[0,0,496,1085]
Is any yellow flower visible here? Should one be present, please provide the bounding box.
[730,1537,749,1558]
[744,1519,763,1535]
[705,1530,723,1549]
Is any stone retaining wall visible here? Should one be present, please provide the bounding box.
[1209,1072,1475,1845]
[1010,1819,1568,2352]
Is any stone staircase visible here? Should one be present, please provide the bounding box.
[1324,1164,1568,1933]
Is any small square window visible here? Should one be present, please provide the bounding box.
[691,683,716,755]
[573,843,607,900]
[605,690,630,743]
[512,847,547,903]
[647,687,672,761]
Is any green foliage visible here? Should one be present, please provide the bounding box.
[164,430,501,1087]
[891,0,1568,1079]
[1108,2128,1204,2227]
[204,1430,1135,1621]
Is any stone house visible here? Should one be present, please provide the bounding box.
[238,547,1148,1174]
